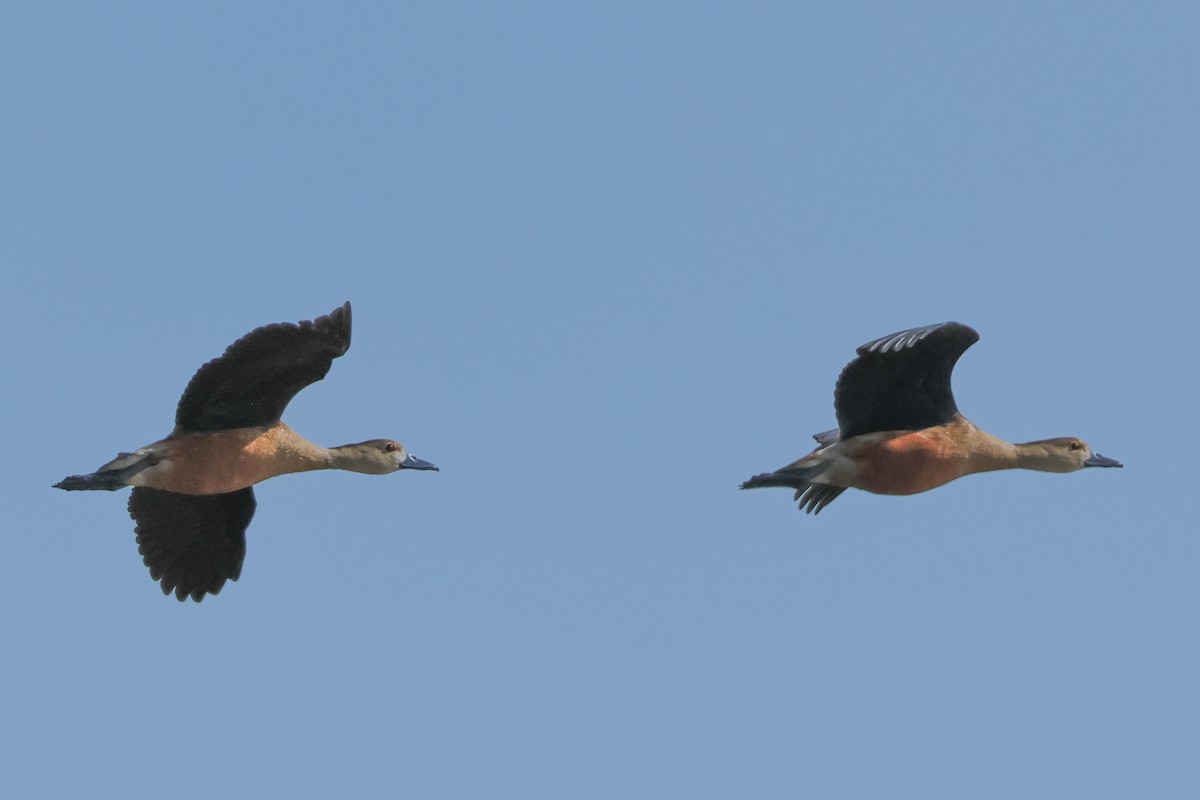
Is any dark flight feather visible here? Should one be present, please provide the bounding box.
[174,302,352,432]
[833,322,979,440]
[130,487,255,602]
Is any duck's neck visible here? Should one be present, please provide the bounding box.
[943,420,1020,475]
[1010,440,1074,473]
[262,424,337,473]
[326,444,373,473]
[272,429,392,475]
[963,431,1021,474]
[959,428,1075,474]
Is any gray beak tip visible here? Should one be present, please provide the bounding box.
[401,454,439,472]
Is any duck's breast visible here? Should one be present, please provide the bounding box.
[851,428,971,495]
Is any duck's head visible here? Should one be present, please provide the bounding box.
[1016,437,1122,473]
[332,439,439,475]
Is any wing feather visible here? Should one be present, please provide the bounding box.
[129,487,255,602]
[833,322,979,439]
[174,302,352,431]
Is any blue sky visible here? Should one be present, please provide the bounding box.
[4,2,1197,797]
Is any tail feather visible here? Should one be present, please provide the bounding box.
[54,450,161,491]
[54,471,131,491]
[740,463,846,515]
[740,471,807,491]
[794,484,846,514]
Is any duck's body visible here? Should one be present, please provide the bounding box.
[741,322,1120,514]
[55,302,437,600]
[95,423,409,496]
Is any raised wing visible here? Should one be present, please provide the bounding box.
[833,322,979,440]
[174,302,352,431]
[130,487,255,602]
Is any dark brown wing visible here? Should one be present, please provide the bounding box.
[130,487,256,602]
[174,302,352,431]
[833,322,979,440]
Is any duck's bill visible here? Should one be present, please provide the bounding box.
[401,454,439,471]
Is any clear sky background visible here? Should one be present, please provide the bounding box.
[4,2,1196,797]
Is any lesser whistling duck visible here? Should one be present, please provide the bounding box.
[55,302,437,601]
[740,322,1121,514]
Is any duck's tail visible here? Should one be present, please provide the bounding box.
[54,471,130,491]
[740,463,846,515]
[54,450,160,491]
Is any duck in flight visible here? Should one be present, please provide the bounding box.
[55,302,437,601]
[740,322,1121,514]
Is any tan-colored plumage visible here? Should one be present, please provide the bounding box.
[741,322,1121,514]
[55,302,437,601]
[117,425,413,495]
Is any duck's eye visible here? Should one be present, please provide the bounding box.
[385,443,397,452]
[1069,441,1081,451]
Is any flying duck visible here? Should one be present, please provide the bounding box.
[55,302,437,600]
[741,322,1120,514]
